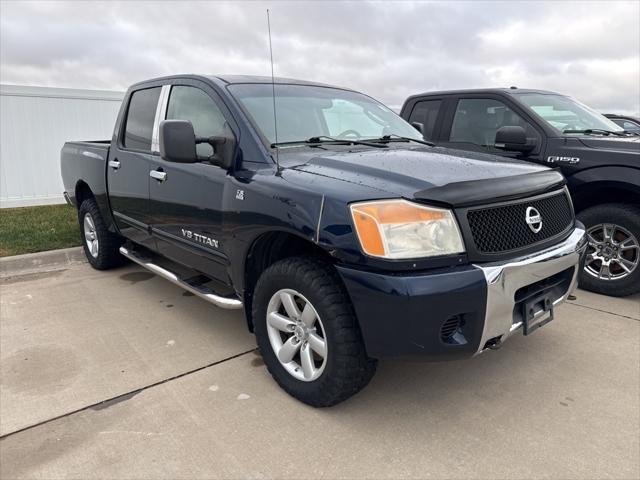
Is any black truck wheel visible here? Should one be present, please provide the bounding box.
[252,257,377,407]
[577,204,640,297]
[78,198,124,270]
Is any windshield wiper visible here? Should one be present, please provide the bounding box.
[369,134,435,147]
[271,136,387,148]
[563,128,627,137]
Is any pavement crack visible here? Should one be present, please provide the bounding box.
[567,301,640,322]
[99,430,164,436]
[0,348,256,440]
[91,391,141,411]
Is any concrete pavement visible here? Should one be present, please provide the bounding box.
[1,261,638,479]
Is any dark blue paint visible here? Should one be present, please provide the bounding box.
[61,76,571,359]
[337,264,487,359]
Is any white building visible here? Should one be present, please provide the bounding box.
[0,85,124,208]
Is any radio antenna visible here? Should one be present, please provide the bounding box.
[267,9,280,172]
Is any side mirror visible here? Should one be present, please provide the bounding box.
[411,121,424,134]
[197,130,236,170]
[494,126,535,153]
[159,120,197,163]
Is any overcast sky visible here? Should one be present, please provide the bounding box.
[1,0,639,114]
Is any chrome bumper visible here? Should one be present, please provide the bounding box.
[474,225,588,353]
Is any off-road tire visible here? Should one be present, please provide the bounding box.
[78,198,124,270]
[253,257,377,407]
[577,203,640,297]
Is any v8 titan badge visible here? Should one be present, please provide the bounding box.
[181,228,219,248]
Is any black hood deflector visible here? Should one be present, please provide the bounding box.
[413,170,566,207]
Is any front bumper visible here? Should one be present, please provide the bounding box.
[474,225,587,352]
[337,225,587,360]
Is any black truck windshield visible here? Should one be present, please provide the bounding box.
[228,83,422,146]
[514,93,624,135]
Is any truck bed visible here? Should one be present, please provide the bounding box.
[60,140,111,216]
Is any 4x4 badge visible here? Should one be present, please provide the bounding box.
[525,206,543,233]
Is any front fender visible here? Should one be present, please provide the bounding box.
[566,166,640,210]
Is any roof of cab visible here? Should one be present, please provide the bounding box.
[406,87,561,99]
[129,74,349,92]
[209,74,345,90]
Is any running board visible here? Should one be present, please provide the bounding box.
[119,246,243,310]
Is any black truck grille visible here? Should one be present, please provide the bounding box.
[466,191,573,254]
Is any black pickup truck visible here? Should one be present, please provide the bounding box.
[400,88,640,296]
[61,75,587,406]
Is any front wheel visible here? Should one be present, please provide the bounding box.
[252,257,376,407]
[577,203,640,297]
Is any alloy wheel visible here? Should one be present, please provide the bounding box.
[266,289,328,382]
[83,213,99,258]
[584,223,639,281]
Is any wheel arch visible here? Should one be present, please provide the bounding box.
[74,180,95,208]
[241,230,335,332]
[570,179,640,213]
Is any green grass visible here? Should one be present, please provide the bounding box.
[0,204,81,257]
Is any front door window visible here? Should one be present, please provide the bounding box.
[166,86,229,158]
[449,98,539,149]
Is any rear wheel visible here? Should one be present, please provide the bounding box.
[78,198,124,270]
[578,203,640,297]
[253,257,376,407]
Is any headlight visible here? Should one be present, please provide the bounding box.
[350,199,465,259]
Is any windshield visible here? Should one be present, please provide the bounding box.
[228,83,422,145]
[514,93,624,134]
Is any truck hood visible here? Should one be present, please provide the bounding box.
[578,135,640,153]
[280,145,564,207]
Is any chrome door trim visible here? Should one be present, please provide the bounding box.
[151,85,172,153]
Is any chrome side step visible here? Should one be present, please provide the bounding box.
[119,246,243,310]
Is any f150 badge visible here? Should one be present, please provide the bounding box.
[181,229,219,248]
[547,155,580,164]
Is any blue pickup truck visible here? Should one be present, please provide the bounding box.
[61,75,587,406]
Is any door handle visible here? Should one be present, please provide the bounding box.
[150,169,167,182]
[108,160,121,170]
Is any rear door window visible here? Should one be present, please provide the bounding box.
[123,87,161,151]
[408,100,442,140]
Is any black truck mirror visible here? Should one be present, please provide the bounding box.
[159,120,198,163]
[411,122,424,134]
[494,126,535,153]
[197,134,236,170]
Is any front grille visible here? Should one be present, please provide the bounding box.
[466,191,573,254]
